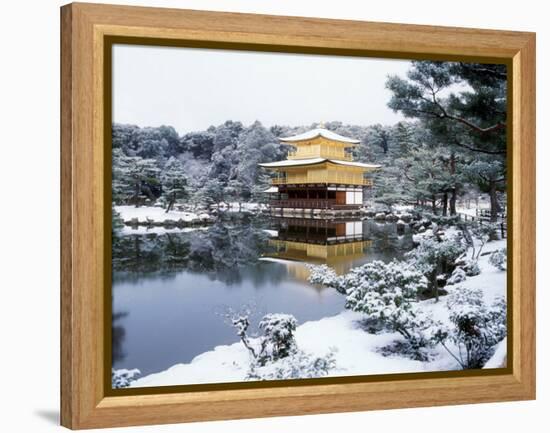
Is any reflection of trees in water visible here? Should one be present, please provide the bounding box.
[112,311,128,364]
[363,220,414,258]
[112,216,417,286]
[112,215,271,284]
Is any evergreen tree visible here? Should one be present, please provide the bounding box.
[160,157,188,212]
[112,149,160,205]
[197,178,225,209]
[386,60,506,220]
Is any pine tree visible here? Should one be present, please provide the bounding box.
[160,157,188,212]
[386,60,506,221]
[112,148,160,206]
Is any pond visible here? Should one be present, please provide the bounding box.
[112,214,415,377]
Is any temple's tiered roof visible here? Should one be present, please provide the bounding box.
[279,128,360,145]
[258,158,380,169]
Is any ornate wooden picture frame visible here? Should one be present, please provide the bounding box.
[61,2,535,429]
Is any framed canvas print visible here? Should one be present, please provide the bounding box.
[60,2,536,429]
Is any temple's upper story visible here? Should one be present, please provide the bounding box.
[279,127,360,161]
[258,127,380,177]
[258,127,380,209]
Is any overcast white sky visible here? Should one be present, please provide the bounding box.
[113,44,410,134]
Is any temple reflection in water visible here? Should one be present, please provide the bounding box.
[263,217,372,281]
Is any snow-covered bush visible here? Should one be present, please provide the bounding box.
[406,235,466,299]
[342,260,427,311]
[378,311,439,361]
[307,264,340,291]
[382,307,439,361]
[247,348,336,380]
[112,368,141,389]
[231,312,298,365]
[447,267,466,285]
[309,260,427,300]
[489,248,507,271]
[464,222,500,259]
[454,257,481,277]
[432,288,507,369]
[463,259,481,276]
[257,313,298,364]
[407,236,466,275]
[230,312,337,380]
[310,261,434,358]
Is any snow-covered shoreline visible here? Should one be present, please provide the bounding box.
[116,205,212,225]
[129,239,507,388]
[116,203,267,225]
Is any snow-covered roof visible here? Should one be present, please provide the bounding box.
[258,158,326,168]
[329,160,381,169]
[258,158,380,169]
[279,128,360,145]
[262,186,279,193]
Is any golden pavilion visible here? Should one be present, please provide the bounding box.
[259,127,380,212]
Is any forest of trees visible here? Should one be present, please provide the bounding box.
[112,60,507,221]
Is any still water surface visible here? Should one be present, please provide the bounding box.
[112,215,414,376]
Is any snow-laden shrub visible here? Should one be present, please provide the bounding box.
[232,313,298,365]
[310,260,427,301]
[310,261,434,358]
[454,257,481,277]
[382,307,439,361]
[432,288,507,369]
[489,248,507,271]
[378,312,439,361]
[112,368,141,389]
[463,259,481,276]
[447,267,466,285]
[247,348,336,380]
[406,235,466,299]
[343,260,427,311]
[231,312,337,380]
[257,313,297,364]
[465,222,501,259]
[307,264,340,290]
[407,235,466,277]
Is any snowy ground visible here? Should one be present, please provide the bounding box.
[119,225,207,235]
[116,203,266,226]
[217,202,268,212]
[115,205,212,224]
[130,238,507,388]
[456,202,491,217]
